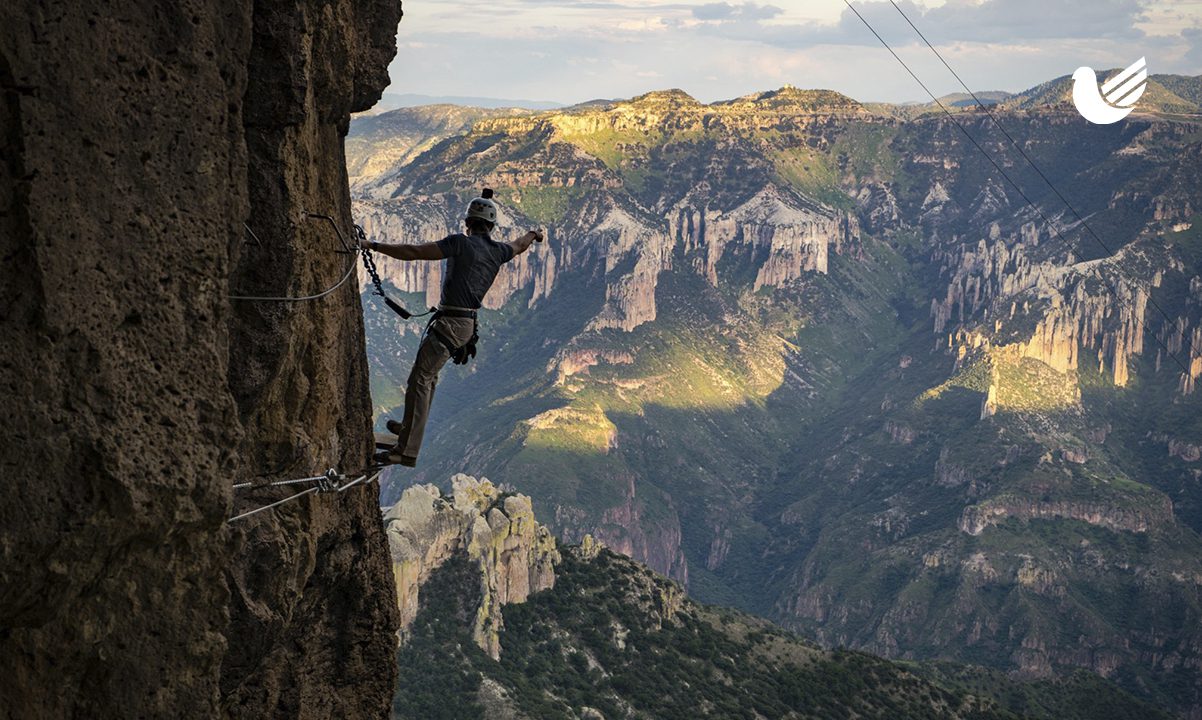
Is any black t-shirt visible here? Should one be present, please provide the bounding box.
[435,232,515,309]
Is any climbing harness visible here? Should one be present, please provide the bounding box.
[360,224,485,363]
[425,306,479,366]
[357,222,483,363]
[228,466,386,523]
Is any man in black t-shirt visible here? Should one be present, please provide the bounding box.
[363,191,543,466]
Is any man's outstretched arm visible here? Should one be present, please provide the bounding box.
[361,237,444,261]
[508,230,544,257]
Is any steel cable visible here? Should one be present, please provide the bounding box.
[841,0,1192,376]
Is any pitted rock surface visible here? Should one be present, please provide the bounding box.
[1,1,402,718]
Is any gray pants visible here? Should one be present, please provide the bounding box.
[393,315,476,461]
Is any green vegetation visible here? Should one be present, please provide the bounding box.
[393,555,487,719]
[498,184,586,225]
[771,144,850,209]
[911,663,1173,720]
[393,546,1167,720]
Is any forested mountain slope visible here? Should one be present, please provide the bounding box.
[353,81,1202,714]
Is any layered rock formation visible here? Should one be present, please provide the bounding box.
[957,494,1173,536]
[1,1,402,717]
[356,186,855,334]
[348,105,534,196]
[352,88,864,337]
[930,223,1155,388]
[356,198,560,312]
[385,474,559,659]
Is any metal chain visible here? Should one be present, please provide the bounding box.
[356,224,435,320]
[224,223,417,523]
[357,224,389,301]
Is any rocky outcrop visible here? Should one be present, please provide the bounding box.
[958,495,1173,536]
[1169,439,1202,462]
[550,347,635,381]
[1,1,402,718]
[674,185,856,290]
[580,203,671,332]
[931,225,1154,388]
[1168,319,1202,395]
[384,475,559,659]
[934,449,971,487]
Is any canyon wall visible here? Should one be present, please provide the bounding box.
[349,93,866,587]
[1,1,401,718]
[355,184,855,335]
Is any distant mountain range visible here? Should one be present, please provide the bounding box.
[875,73,1202,117]
[349,76,1202,193]
[362,92,565,114]
[351,73,1202,716]
[347,104,534,192]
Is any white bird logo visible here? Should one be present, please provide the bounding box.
[1072,57,1147,124]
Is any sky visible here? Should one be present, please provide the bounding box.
[385,0,1202,105]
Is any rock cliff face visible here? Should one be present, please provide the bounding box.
[915,117,1202,398]
[957,494,1173,536]
[930,221,1154,388]
[384,475,559,659]
[221,1,403,716]
[1,1,401,718]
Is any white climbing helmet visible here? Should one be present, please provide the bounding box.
[465,188,498,226]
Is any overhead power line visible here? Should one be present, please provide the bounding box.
[884,0,1194,374]
[839,0,1192,376]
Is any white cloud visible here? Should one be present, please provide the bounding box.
[1186,27,1202,63]
[382,0,1202,105]
[692,2,784,21]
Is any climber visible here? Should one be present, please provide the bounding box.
[362,189,543,467]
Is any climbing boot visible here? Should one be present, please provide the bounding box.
[374,446,417,467]
[385,418,404,436]
[390,450,417,467]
